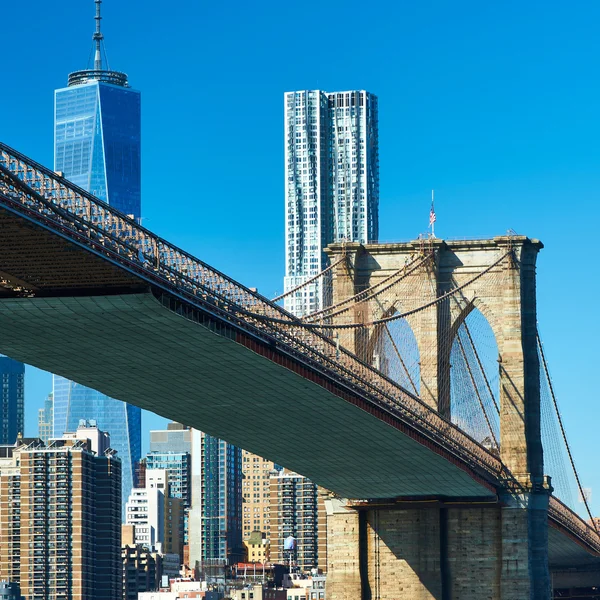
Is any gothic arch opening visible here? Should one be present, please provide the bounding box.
[449,307,500,451]
[371,312,420,396]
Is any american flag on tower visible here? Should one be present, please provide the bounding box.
[429,190,436,237]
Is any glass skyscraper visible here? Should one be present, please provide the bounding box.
[52,0,142,516]
[284,89,379,316]
[0,357,24,444]
[188,431,243,579]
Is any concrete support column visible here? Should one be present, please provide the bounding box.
[328,244,364,357]
[495,240,550,599]
[411,304,444,413]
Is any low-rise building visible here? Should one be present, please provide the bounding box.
[307,576,326,600]
[122,544,161,600]
[0,581,21,600]
[228,586,287,600]
[244,531,269,564]
[137,579,222,599]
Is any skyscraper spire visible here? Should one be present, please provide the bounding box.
[67,0,129,87]
[93,0,104,71]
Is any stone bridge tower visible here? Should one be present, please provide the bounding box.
[324,236,551,600]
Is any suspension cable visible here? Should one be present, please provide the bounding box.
[303,253,433,322]
[382,324,419,395]
[537,331,599,535]
[272,255,347,303]
[295,252,511,330]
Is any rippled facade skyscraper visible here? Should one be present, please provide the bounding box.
[283,90,379,316]
[52,0,141,515]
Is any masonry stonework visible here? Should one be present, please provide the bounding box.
[325,237,551,599]
[326,501,553,599]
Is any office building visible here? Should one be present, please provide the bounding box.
[52,0,142,516]
[147,423,192,560]
[241,450,279,540]
[54,0,141,212]
[150,422,192,454]
[148,423,192,505]
[146,451,190,557]
[0,424,121,600]
[269,470,327,573]
[0,357,24,445]
[188,431,243,577]
[37,392,53,444]
[283,89,379,316]
[125,469,167,549]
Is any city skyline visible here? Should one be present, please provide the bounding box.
[4,0,600,516]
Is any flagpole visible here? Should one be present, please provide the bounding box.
[428,190,437,238]
[431,190,435,238]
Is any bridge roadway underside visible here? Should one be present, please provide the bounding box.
[0,290,491,500]
[549,525,600,588]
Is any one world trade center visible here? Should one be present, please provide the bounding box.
[53,0,141,515]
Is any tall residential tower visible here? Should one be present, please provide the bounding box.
[0,424,122,600]
[52,0,142,514]
[284,89,379,316]
[188,431,243,579]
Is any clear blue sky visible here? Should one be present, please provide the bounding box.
[2,0,600,511]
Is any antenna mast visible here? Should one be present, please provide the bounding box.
[93,0,104,71]
[68,0,129,87]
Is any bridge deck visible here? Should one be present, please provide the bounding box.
[0,289,492,499]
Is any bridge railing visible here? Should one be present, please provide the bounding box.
[548,495,600,554]
[0,142,505,484]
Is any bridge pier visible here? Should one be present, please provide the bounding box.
[326,495,551,600]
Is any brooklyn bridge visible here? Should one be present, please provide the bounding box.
[0,142,597,599]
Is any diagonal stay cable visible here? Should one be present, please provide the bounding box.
[456,332,499,448]
[537,331,599,535]
[451,294,500,415]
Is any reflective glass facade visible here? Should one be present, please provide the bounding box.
[53,78,142,517]
[52,379,141,516]
[201,435,243,564]
[54,80,141,216]
[0,357,24,444]
[146,452,191,505]
[188,431,243,573]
